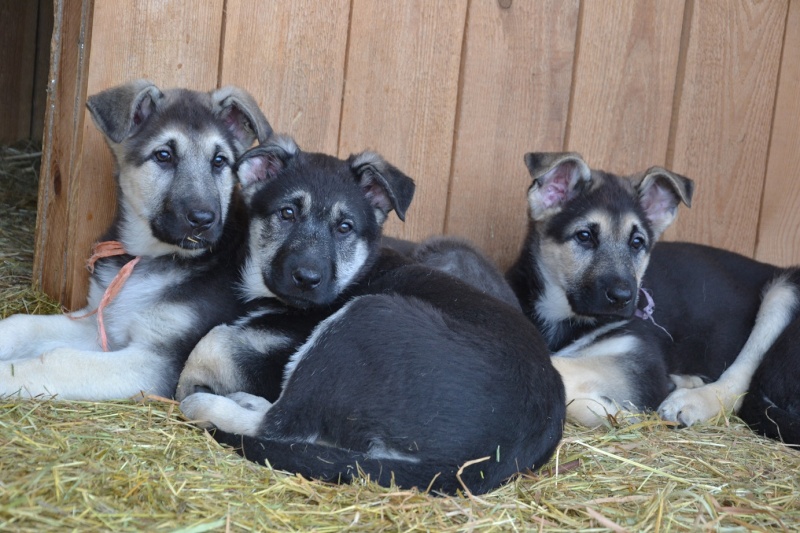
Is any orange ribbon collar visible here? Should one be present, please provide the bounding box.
[75,241,141,352]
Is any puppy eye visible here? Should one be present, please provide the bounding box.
[154,149,173,163]
[279,207,295,221]
[575,230,592,243]
[212,154,227,168]
[337,221,353,234]
[630,235,646,250]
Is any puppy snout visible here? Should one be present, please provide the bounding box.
[605,286,633,308]
[186,209,216,231]
[292,267,322,290]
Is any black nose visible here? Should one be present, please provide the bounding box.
[605,286,633,307]
[292,267,322,290]
[187,209,216,231]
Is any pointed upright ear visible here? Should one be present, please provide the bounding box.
[236,136,299,195]
[211,86,273,152]
[86,80,164,143]
[633,167,694,239]
[524,152,592,220]
[349,152,415,223]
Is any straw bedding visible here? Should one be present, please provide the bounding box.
[1,143,798,532]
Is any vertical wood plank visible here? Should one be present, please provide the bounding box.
[566,0,685,173]
[34,0,92,302]
[445,0,579,267]
[35,0,224,309]
[755,0,800,266]
[667,0,788,255]
[220,0,350,154]
[0,0,39,142]
[339,0,468,241]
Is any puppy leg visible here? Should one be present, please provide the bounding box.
[659,277,799,426]
[551,332,659,426]
[0,312,99,360]
[551,355,634,427]
[0,344,172,399]
[176,322,294,401]
[176,325,243,401]
[180,391,271,436]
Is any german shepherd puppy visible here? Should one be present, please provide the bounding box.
[178,137,565,494]
[507,152,800,444]
[0,80,271,400]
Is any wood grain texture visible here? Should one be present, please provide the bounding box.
[36,0,224,310]
[667,0,788,256]
[755,0,800,266]
[31,1,800,306]
[220,0,350,154]
[0,0,39,142]
[445,0,579,268]
[338,0,468,241]
[566,0,684,173]
[34,0,92,303]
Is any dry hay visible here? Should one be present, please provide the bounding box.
[0,142,61,319]
[1,143,798,532]
[2,402,798,532]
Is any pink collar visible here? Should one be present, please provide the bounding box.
[71,241,141,351]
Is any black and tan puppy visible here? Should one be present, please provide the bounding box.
[0,80,270,400]
[178,137,566,494]
[507,152,800,445]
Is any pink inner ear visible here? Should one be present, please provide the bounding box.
[221,105,253,145]
[240,155,270,187]
[362,179,391,213]
[133,97,153,126]
[640,181,676,224]
[539,166,571,209]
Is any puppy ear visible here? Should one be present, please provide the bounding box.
[211,86,273,152]
[86,80,164,143]
[236,135,299,191]
[524,152,592,220]
[349,152,416,223]
[633,167,694,239]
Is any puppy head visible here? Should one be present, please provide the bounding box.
[523,152,693,323]
[236,136,415,308]
[86,80,272,257]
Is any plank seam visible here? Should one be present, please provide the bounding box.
[665,0,693,170]
[562,0,584,151]
[442,0,471,235]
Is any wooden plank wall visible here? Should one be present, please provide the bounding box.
[34,0,800,310]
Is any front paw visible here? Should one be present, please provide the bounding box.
[180,392,224,430]
[658,386,725,427]
[180,391,270,437]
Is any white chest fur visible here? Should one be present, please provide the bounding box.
[86,261,196,350]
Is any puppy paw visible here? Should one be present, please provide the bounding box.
[566,396,630,427]
[180,392,222,430]
[658,385,725,427]
[180,391,267,436]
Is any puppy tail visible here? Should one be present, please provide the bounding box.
[739,391,800,446]
[212,430,508,495]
